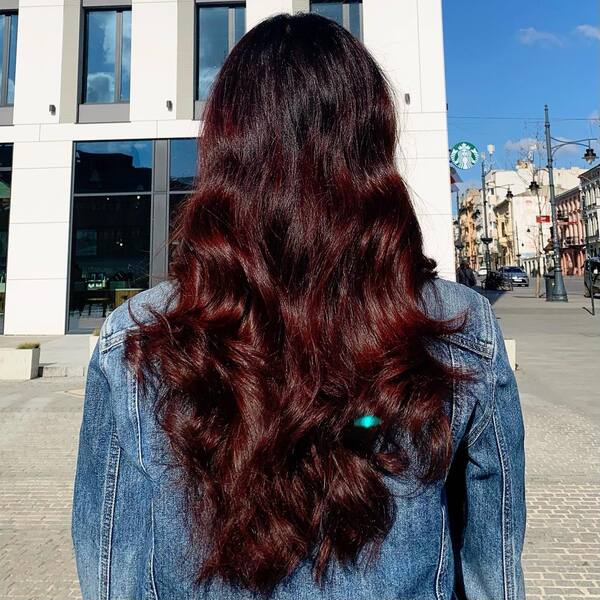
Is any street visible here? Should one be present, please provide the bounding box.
[0,281,598,599]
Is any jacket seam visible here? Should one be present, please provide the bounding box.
[492,409,512,600]
[434,502,447,600]
[99,428,121,600]
[132,372,149,477]
[149,501,159,600]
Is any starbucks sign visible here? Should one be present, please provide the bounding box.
[450,141,479,170]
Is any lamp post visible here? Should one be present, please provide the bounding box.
[543,104,598,302]
[480,148,495,278]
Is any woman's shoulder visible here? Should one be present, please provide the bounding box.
[422,277,496,359]
[100,280,179,341]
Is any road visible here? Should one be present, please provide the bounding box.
[0,280,598,599]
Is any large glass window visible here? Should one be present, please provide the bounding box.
[69,141,153,332]
[82,9,131,104]
[0,13,18,106]
[169,138,197,255]
[0,143,12,333]
[74,141,152,194]
[310,1,362,39]
[196,3,245,102]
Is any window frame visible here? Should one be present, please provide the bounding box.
[0,9,18,125]
[193,0,245,120]
[78,1,132,124]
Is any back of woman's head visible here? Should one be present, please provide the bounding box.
[126,12,457,596]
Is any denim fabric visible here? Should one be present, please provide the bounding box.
[72,278,526,600]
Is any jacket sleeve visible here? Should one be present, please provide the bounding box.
[449,312,526,600]
[71,332,156,599]
[71,340,117,599]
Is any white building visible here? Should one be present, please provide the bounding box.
[0,0,453,334]
[484,161,583,271]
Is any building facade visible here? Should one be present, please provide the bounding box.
[0,0,453,334]
[580,165,600,259]
[555,186,585,275]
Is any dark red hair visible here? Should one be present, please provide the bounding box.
[126,12,459,596]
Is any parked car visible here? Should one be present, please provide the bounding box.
[584,257,600,298]
[498,266,529,287]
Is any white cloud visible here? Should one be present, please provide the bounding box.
[575,24,600,41]
[517,27,564,46]
[504,137,542,155]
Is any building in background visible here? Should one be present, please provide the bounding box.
[580,165,600,259]
[0,0,453,334]
[456,160,584,274]
[555,186,585,275]
[457,188,480,268]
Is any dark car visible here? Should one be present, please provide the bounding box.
[498,266,530,287]
[584,257,600,298]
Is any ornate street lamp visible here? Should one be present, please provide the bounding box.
[543,104,598,302]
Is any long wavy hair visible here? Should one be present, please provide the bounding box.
[125,12,460,596]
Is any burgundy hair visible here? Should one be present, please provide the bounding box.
[126,13,460,596]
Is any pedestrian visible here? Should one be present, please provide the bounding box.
[72,13,526,600]
[456,259,477,287]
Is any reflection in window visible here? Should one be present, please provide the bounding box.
[0,13,18,106]
[170,138,197,191]
[74,141,153,194]
[169,139,197,260]
[310,1,362,38]
[197,3,245,101]
[69,141,153,332]
[0,143,12,333]
[69,195,151,332]
[83,9,131,104]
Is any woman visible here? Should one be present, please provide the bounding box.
[72,13,525,600]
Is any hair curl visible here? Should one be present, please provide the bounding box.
[125,13,461,596]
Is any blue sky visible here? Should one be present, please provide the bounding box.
[442,0,599,189]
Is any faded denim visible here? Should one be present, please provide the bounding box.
[72,278,526,600]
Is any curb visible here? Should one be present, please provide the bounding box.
[38,365,88,378]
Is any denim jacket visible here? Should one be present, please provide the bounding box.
[72,278,526,600]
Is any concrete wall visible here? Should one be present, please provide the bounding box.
[1,0,452,334]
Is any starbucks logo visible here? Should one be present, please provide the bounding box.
[450,142,479,170]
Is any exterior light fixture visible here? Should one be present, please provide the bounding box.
[505,189,513,199]
[166,100,173,111]
[529,180,540,193]
[583,146,597,165]
[48,104,56,115]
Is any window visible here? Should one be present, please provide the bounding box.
[169,138,197,246]
[82,9,131,103]
[310,1,362,39]
[195,2,245,111]
[79,7,131,123]
[69,141,153,332]
[0,12,18,110]
[68,139,199,332]
[0,143,12,333]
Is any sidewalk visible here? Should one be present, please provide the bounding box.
[0,286,598,599]
[0,334,89,377]
[484,286,600,599]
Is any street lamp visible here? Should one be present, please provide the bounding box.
[543,104,598,302]
[480,147,495,278]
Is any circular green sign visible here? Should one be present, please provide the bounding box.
[450,141,479,170]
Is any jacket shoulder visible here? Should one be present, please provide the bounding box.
[421,278,496,359]
[100,280,178,341]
